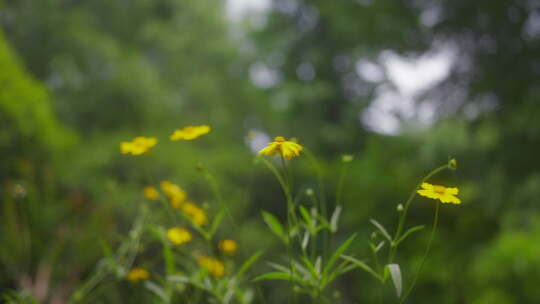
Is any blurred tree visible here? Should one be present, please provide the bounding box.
[0,28,76,296]
[246,0,540,302]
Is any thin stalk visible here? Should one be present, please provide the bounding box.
[280,155,297,304]
[335,162,348,207]
[371,249,384,304]
[400,202,440,303]
[303,149,329,262]
[388,164,449,265]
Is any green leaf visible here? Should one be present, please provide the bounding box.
[323,233,357,278]
[301,230,310,251]
[369,241,385,253]
[144,281,169,302]
[341,255,382,282]
[369,219,392,242]
[299,205,312,225]
[253,272,302,283]
[236,251,263,279]
[262,211,287,243]
[167,275,189,283]
[395,225,425,246]
[387,264,402,298]
[324,261,353,287]
[208,208,226,238]
[330,205,342,233]
[300,256,318,278]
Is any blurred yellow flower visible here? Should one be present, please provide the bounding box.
[126,268,150,283]
[417,183,461,204]
[218,239,238,255]
[198,256,225,278]
[170,125,211,141]
[120,136,157,155]
[259,136,304,160]
[160,181,187,208]
[167,227,192,245]
[143,186,159,200]
[182,202,208,226]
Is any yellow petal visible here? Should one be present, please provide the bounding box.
[445,187,459,195]
[417,189,440,199]
[420,183,433,190]
[259,144,278,156]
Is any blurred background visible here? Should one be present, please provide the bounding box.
[1,0,540,303]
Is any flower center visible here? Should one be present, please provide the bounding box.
[433,185,446,195]
[274,136,285,142]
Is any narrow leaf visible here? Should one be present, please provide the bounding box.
[237,251,263,279]
[330,205,342,233]
[299,206,312,225]
[301,230,310,251]
[370,219,392,242]
[323,233,357,277]
[208,208,226,237]
[369,241,385,253]
[395,225,425,245]
[262,211,286,243]
[314,256,322,276]
[387,264,402,298]
[341,255,382,282]
[300,256,318,278]
[267,262,289,273]
[167,275,189,283]
[253,272,302,283]
[144,281,169,302]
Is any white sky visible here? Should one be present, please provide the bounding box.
[362,47,455,135]
[226,0,455,135]
[226,0,271,20]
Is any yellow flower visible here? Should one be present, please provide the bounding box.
[259,136,304,160]
[120,136,157,155]
[182,202,208,226]
[170,125,211,141]
[160,181,187,208]
[218,239,238,255]
[198,256,225,278]
[126,268,150,283]
[167,227,192,245]
[143,186,160,200]
[417,183,461,204]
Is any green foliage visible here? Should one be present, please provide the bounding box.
[1,0,540,302]
[469,218,540,303]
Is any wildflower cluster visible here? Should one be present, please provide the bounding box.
[160,181,187,208]
[90,125,258,304]
[181,202,208,227]
[120,136,157,155]
[76,130,462,303]
[166,227,192,245]
[197,256,225,278]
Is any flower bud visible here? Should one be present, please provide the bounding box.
[305,188,314,196]
[342,154,353,163]
[396,204,404,212]
[448,158,457,170]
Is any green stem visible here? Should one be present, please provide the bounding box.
[400,202,440,303]
[371,248,384,304]
[335,163,348,207]
[388,164,448,265]
[303,148,329,262]
[280,155,297,304]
